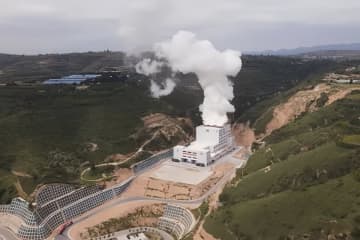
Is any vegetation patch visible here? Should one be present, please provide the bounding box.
[205,174,360,240]
[81,204,164,239]
[205,81,360,240]
[342,134,360,146]
[82,165,115,181]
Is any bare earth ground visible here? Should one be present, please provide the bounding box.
[232,122,256,148]
[67,151,245,240]
[68,201,160,239]
[105,168,134,188]
[67,196,199,240]
[121,161,235,201]
[192,165,238,240]
[0,214,22,233]
[152,163,213,185]
[264,83,360,137]
[104,153,128,163]
[79,204,165,239]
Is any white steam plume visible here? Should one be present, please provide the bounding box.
[135,58,163,76]
[150,78,176,98]
[154,30,242,126]
[135,57,176,98]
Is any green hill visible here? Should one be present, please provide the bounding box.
[0,53,347,204]
[0,83,202,203]
[0,52,127,83]
[204,90,360,240]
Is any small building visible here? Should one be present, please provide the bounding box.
[43,74,101,85]
[173,124,234,167]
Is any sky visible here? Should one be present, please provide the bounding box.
[1,0,360,54]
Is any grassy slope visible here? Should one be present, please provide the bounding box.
[0,83,201,203]
[0,54,349,204]
[204,90,360,240]
[205,174,360,240]
[0,55,336,203]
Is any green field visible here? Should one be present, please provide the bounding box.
[204,90,360,240]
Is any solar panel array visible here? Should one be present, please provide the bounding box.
[43,74,101,85]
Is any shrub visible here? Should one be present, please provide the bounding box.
[316,92,329,107]
[353,169,360,182]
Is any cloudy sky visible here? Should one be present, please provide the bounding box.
[1,0,360,54]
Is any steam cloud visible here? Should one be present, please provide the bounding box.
[135,58,176,99]
[155,31,242,126]
[135,30,242,126]
[135,58,163,76]
[150,78,176,98]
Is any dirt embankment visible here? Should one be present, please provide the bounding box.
[132,113,194,152]
[232,122,256,148]
[264,83,360,137]
[232,83,360,146]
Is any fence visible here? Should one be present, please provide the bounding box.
[133,149,173,174]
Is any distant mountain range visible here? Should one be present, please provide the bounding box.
[248,43,360,56]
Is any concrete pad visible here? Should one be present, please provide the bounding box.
[151,163,213,185]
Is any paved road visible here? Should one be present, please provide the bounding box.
[0,226,18,240]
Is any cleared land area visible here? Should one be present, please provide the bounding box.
[122,156,241,201]
[65,149,247,240]
[151,163,213,185]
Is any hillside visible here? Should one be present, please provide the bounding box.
[0,54,345,204]
[204,87,360,240]
[0,52,129,83]
[0,83,202,203]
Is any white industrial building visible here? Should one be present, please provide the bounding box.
[173,124,235,166]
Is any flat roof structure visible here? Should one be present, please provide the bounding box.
[173,124,235,167]
[151,162,212,185]
[43,74,101,85]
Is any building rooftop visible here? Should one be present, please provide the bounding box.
[186,141,210,151]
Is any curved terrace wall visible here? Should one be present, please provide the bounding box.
[0,178,134,240]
